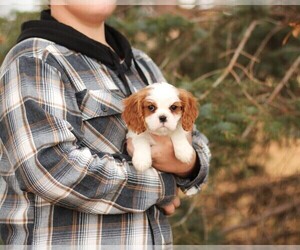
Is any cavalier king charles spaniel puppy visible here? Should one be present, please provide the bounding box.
[122,82,199,172]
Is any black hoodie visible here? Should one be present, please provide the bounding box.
[17,9,148,96]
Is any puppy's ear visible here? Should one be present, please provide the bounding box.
[179,89,199,131]
[122,89,148,134]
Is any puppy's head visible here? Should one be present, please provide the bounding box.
[122,83,198,135]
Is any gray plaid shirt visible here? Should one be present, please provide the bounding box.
[0,38,210,246]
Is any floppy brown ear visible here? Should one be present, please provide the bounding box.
[122,90,148,134]
[179,89,199,131]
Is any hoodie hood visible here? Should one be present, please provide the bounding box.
[17,9,148,95]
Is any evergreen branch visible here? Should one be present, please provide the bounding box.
[221,197,300,235]
[199,20,261,101]
[211,175,300,203]
[191,15,220,24]
[230,69,265,112]
[242,55,300,138]
[173,196,198,228]
[219,49,260,63]
[192,68,224,84]
[241,119,258,139]
[234,62,266,85]
[266,55,300,105]
[166,39,203,72]
[248,25,283,76]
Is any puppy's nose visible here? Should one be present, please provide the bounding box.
[159,115,167,123]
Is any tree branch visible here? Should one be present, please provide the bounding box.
[230,69,265,112]
[199,20,261,101]
[222,197,300,235]
[266,55,300,105]
[248,25,283,76]
[173,196,198,228]
[242,55,300,138]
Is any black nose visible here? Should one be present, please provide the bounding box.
[159,115,167,123]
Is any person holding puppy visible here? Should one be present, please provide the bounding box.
[0,1,210,246]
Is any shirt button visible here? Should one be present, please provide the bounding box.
[101,104,109,112]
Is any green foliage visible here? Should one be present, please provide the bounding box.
[0,11,40,63]
[170,198,224,244]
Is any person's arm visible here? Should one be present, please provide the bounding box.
[133,128,210,196]
[0,56,176,214]
[175,126,211,195]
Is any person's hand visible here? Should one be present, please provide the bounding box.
[159,190,181,216]
[126,132,197,178]
[126,139,183,215]
[150,133,197,178]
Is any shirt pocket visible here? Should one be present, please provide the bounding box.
[75,88,127,154]
[76,89,124,120]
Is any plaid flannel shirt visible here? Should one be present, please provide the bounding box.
[0,38,210,247]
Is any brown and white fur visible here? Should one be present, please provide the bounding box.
[122,82,199,172]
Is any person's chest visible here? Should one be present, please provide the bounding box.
[58,53,147,154]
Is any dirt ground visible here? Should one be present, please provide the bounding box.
[251,141,300,177]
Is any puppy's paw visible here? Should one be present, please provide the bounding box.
[174,143,194,163]
[132,152,152,172]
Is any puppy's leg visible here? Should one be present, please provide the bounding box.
[170,126,194,163]
[128,131,152,172]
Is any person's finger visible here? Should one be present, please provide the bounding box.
[173,196,181,208]
[161,204,175,216]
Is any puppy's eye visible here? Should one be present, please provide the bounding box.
[170,105,178,111]
[148,105,156,112]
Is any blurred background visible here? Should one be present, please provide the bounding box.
[0,1,299,245]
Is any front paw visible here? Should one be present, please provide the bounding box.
[174,144,194,163]
[132,152,152,172]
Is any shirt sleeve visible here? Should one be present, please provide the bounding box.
[175,125,211,196]
[0,56,176,214]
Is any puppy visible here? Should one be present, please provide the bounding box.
[122,82,198,172]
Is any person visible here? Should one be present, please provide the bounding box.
[0,2,210,247]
